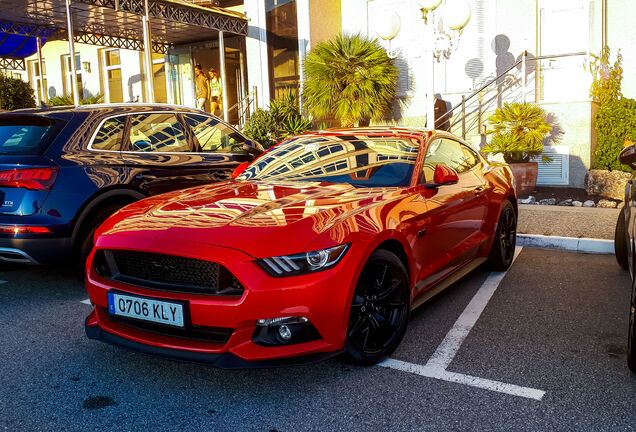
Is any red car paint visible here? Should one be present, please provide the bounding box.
[85,127,516,365]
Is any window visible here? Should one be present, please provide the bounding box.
[183,114,246,154]
[0,117,56,155]
[62,53,82,98]
[29,60,47,104]
[152,53,168,104]
[92,116,126,151]
[421,138,478,182]
[127,113,189,153]
[266,0,300,99]
[102,49,124,103]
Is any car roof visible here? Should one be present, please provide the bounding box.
[7,103,206,116]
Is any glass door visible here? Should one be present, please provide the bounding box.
[102,48,124,103]
[62,53,83,99]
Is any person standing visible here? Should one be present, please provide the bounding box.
[208,67,222,116]
[194,64,208,111]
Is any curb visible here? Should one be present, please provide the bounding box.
[517,234,614,254]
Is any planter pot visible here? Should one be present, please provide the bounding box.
[509,162,538,196]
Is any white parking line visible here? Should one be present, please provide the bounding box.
[380,247,547,401]
[379,359,545,401]
[80,298,92,305]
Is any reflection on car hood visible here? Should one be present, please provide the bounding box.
[100,180,407,256]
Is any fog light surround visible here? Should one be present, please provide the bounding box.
[252,316,321,347]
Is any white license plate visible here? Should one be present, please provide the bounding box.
[107,292,185,328]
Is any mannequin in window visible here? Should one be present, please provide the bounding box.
[208,67,222,116]
[194,64,208,111]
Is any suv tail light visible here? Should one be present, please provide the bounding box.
[0,167,58,191]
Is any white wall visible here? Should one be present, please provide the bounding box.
[244,0,271,108]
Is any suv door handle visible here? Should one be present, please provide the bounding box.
[136,174,157,180]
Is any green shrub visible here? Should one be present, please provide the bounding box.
[482,102,552,163]
[48,91,104,106]
[588,46,634,171]
[243,91,312,148]
[243,108,278,148]
[0,74,35,111]
[593,97,636,171]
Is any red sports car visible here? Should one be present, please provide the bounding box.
[85,127,517,367]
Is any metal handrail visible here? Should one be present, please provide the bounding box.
[437,51,588,138]
[227,86,257,129]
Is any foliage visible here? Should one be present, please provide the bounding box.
[587,46,623,104]
[0,74,35,111]
[482,102,552,163]
[48,91,104,106]
[587,46,634,171]
[243,108,278,148]
[243,91,312,148]
[302,33,399,127]
[593,97,636,171]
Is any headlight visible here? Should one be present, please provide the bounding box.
[257,244,350,277]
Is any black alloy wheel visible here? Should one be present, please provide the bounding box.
[487,200,517,271]
[344,249,410,365]
[628,276,636,373]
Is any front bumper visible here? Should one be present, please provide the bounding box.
[85,234,362,366]
[85,320,342,368]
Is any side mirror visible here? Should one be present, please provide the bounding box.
[232,162,249,179]
[426,164,459,189]
[243,139,265,157]
[619,145,636,170]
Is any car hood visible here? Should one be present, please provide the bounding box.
[98,180,407,257]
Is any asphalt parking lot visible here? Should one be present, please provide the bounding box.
[1,247,635,432]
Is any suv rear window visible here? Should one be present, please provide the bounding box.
[0,116,58,155]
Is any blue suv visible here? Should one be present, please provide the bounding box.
[0,104,262,268]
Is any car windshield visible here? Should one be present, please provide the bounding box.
[0,116,57,155]
[236,135,420,187]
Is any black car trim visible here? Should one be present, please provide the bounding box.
[85,321,342,369]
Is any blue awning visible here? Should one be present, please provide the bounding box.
[0,32,46,57]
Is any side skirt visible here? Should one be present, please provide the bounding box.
[410,257,487,311]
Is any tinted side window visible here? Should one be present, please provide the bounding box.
[92,116,125,151]
[127,113,189,153]
[422,138,475,182]
[184,114,247,154]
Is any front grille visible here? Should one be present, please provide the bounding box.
[94,249,244,297]
[104,308,233,344]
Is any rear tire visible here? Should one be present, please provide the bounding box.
[343,249,410,366]
[75,203,127,277]
[486,200,517,271]
[615,207,629,270]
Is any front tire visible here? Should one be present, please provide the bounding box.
[486,200,517,271]
[343,249,410,365]
[615,207,629,269]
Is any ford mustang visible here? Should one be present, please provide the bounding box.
[84,127,517,367]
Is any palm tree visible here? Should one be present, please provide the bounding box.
[302,33,399,127]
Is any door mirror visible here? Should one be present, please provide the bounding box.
[243,139,265,157]
[426,164,459,189]
[619,145,636,170]
[232,162,249,179]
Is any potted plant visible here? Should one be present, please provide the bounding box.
[482,102,553,195]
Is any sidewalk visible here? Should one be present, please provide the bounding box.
[517,204,620,240]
